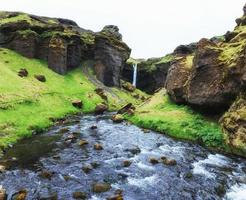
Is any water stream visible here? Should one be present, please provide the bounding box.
[0,114,245,200]
[132,64,137,87]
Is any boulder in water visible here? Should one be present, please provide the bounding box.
[0,165,6,173]
[111,114,124,123]
[95,103,109,115]
[0,187,6,200]
[92,183,111,193]
[161,157,177,166]
[12,189,27,200]
[94,143,103,150]
[38,187,57,200]
[149,157,159,165]
[78,139,89,146]
[38,170,54,180]
[73,191,87,199]
[90,125,98,130]
[82,164,93,174]
[123,160,132,167]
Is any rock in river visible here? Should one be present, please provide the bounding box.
[92,183,111,193]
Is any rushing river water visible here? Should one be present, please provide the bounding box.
[0,114,246,200]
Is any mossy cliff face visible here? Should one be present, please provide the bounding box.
[220,94,246,155]
[165,5,246,154]
[94,25,131,87]
[0,12,130,87]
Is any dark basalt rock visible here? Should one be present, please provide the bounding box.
[187,38,242,112]
[165,57,191,104]
[6,30,39,58]
[94,26,131,87]
[173,43,197,55]
[47,35,67,74]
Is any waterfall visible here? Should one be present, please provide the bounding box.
[132,63,138,87]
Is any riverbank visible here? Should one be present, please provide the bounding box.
[0,48,146,150]
[0,48,243,158]
[126,89,236,156]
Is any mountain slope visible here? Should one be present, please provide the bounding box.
[0,48,145,148]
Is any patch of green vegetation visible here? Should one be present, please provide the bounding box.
[111,87,148,108]
[127,54,175,73]
[126,57,145,65]
[219,40,246,67]
[218,24,246,68]
[0,48,144,148]
[0,13,45,27]
[17,29,38,38]
[0,13,31,25]
[81,32,95,45]
[126,89,227,149]
[0,49,101,147]
[156,54,175,65]
[182,55,194,69]
[40,29,78,39]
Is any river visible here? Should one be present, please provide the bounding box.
[0,114,245,200]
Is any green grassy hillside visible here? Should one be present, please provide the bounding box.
[0,48,145,148]
[126,89,228,151]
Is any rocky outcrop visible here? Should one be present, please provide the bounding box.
[0,12,130,86]
[166,17,246,112]
[173,43,197,55]
[165,4,246,153]
[220,94,246,155]
[94,26,131,87]
[187,38,242,111]
[165,56,192,103]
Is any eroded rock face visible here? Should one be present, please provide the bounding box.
[6,30,38,58]
[166,36,246,112]
[0,12,130,87]
[220,94,246,154]
[48,36,67,74]
[187,39,241,111]
[173,43,197,55]
[94,27,131,87]
[165,57,191,104]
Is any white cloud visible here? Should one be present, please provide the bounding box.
[0,0,245,58]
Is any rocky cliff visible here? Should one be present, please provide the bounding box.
[122,42,197,94]
[165,5,246,154]
[0,12,130,86]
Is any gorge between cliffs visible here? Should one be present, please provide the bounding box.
[0,3,246,200]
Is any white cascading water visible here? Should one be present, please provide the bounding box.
[132,63,138,87]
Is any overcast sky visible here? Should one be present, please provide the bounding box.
[1,0,245,58]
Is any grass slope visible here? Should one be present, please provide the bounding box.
[126,89,228,151]
[0,48,144,148]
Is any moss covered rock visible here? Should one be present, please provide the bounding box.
[220,94,246,155]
